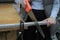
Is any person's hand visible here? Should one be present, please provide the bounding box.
[43,17,56,26]
[20,0,26,8]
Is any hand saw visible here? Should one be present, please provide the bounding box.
[22,0,45,38]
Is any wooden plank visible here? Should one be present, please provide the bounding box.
[0,3,20,24]
[0,4,21,31]
[0,27,20,31]
[0,26,28,31]
[7,31,17,40]
[0,31,18,40]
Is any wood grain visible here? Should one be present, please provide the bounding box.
[0,4,28,31]
[0,4,20,24]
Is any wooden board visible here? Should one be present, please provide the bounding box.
[0,31,17,40]
[7,31,17,40]
[0,3,20,31]
[0,3,20,24]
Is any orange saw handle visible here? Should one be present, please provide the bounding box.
[25,0,32,12]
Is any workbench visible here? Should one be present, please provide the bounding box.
[0,3,20,40]
[0,3,21,31]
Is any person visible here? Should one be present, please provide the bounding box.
[20,0,59,40]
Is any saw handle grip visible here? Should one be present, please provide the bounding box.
[25,0,32,12]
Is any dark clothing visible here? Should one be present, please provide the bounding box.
[23,9,51,40]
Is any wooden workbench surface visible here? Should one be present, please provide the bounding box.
[0,3,21,31]
[0,3,20,24]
